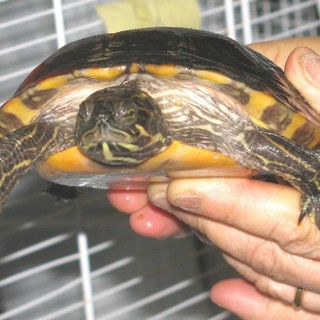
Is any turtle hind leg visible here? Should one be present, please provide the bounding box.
[45,182,89,202]
[0,123,65,207]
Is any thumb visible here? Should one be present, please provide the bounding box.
[285,47,320,114]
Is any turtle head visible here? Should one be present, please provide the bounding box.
[76,86,171,165]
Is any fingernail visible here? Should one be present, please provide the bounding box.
[148,183,172,211]
[148,185,173,212]
[148,182,203,213]
[300,50,320,86]
[151,193,173,212]
[171,193,202,212]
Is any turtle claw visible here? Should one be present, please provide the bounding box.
[299,193,320,229]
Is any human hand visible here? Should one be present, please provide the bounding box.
[108,37,320,319]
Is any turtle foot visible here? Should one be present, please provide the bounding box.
[45,182,88,202]
[299,193,320,229]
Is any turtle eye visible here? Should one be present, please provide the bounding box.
[117,105,138,126]
[124,107,136,120]
[78,102,92,120]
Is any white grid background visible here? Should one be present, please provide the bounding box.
[0,1,319,319]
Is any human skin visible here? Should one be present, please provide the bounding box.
[108,37,320,319]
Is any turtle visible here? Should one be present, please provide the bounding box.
[1,27,320,221]
[0,27,320,214]
[1,26,318,307]
[0,27,320,212]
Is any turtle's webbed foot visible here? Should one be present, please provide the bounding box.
[299,193,320,229]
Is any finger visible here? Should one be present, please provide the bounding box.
[285,47,320,114]
[248,37,320,69]
[222,253,320,313]
[150,178,320,258]
[107,188,187,238]
[149,193,320,295]
[149,179,320,299]
[129,204,188,238]
[107,189,148,214]
[211,278,320,320]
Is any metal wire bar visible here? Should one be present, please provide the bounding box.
[225,0,236,39]
[250,0,317,25]
[0,239,114,287]
[75,201,95,320]
[0,277,82,320]
[0,233,72,265]
[263,19,320,40]
[148,291,211,320]
[52,0,66,48]
[97,268,217,320]
[0,34,56,56]
[0,9,53,30]
[240,0,253,43]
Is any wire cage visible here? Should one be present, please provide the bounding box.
[0,1,319,319]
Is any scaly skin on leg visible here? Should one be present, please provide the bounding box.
[0,123,65,207]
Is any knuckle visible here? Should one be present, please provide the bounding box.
[275,218,320,256]
[246,239,282,277]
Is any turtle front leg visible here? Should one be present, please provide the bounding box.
[0,123,65,207]
[298,175,320,227]
[253,130,320,229]
[212,118,320,228]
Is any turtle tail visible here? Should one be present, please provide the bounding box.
[0,123,65,207]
